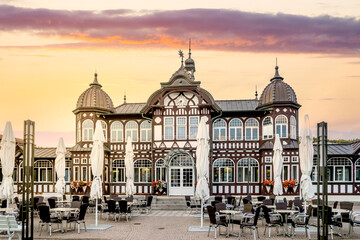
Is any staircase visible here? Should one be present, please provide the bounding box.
[151,196,187,210]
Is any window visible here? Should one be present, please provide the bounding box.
[290,116,297,139]
[237,158,259,183]
[82,166,87,181]
[65,160,71,182]
[112,159,125,182]
[99,120,107,140]
[34,160,53,182]
[229,119,243,141]
[89,167,93,181]
[265,165,272,180]
[169,154,193,167]
[155,159,166,181]
[74,166,79,180]
[291,156,299,162]
[283,156,290,163]
[292,165,298,180]
[275,115,288,138]
[77,121,81,142]
[189,117,199,139]
[125,121,138,142]
[134,159,152,183]
[327,157,352,182]
[265,157,272,163]
[245,118,259,140]
[213,158,234,183]
[82,119,94,141]
[282,165,290,180]
[140,121,152,142]
[213,119,226,141]
[81,158,87,164]
[176,117,186,140]
[355,159,360,182]
[104,166,108,182]
[164,117,174,140]
[74,158,80,164]
[262,117,273,139]
[110,121,123,142]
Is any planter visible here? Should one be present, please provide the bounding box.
[283,187,288,194]
[287,187,294,194]
[265,186,271,193]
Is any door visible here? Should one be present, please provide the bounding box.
[168,154,194,196]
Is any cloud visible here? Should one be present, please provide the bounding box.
[0,5,360,55]
[347,75,360,78]
[10,54,52,57]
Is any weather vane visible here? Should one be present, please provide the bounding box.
[178,49,184,65]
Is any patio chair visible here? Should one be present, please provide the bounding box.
[38,205,62,236]
[350,211,360,236]
[226,196,236,207]
[263,199,273,206]
[240,206,261,240]
[48,198,56,209]
[117,200,131,221]
[1,200,7,208]
[82,195,90,204]
[125,196,133,202]
[214,196,223,203]
[289,205,313,239]
[72,196,80,202]
[185,196,200,214]
[66,203,88,234]
[293,199,304,213]
[339,201,353,224]
[140,196,153,215]
[319,206,342,240]
[333,201,338,209]
[258,196,266,202]
[103,200,117,220]
[207,205,228,239]
[262,205,283,238]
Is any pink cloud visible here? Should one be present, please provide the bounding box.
[0,5,359,55]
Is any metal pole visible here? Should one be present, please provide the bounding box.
[248,157,250,194]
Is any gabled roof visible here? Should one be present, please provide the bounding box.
[115,103,146,114]
[260,140,299,150]
[313,141,360,156]
[215,100,259,112]
[34,148,72,158]
[69,143,110,152]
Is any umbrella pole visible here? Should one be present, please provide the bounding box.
[95,198,98,226]
[200,199,204,228]
[7,197,9,209]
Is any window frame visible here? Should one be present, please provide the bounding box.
[213,119,227,141]
[237,158,259,183]
[134,159,152,183]
[112,159,125,183]
[34,160,53,183]
[155,159,166,181]
[164,117,174,140]
[229,118,243,141]
[140,121,152,142]
[327,157,352,182]
[290,116,297,139]
[275,115,288,138]
[213,158,235,183]
[125,120,138,142]
[262,116,273,140]
[110,121,123,143]
[189,116,199,140]
[245,118,259,141]
[176,117,187,140]
[82,119,94,142]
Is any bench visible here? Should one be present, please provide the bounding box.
[0,215,21,240]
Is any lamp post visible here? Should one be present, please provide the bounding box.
[247,157,251,194]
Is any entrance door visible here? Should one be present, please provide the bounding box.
[168,154,194,196]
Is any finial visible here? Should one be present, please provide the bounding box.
[90,71,102,87]
[189,39,192,57]
[271,58,284,81]
[124,93,127,104]
[276,57,278,67]
[255,85,258,100]
[178,49,184,66]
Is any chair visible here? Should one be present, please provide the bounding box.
[257,196,266,202]
[66,203,88,234]
[48,198,56,209]
[339,201,353,224]
[243,198,251,205]
[333,201,338,209]
[1,200,7,208]
[103,200,117,220]
[227,196,236,207]
[263,199,273,206]
[185,196,200,214]
[214,202,226,213]
[350,211,360,236]
[38,205,62,236]
[207,206,228,239]
[262,205,283,238]
[72,196,80,202]
[211,201,220,208]
[71,201,81,209]
[319,206,342,240]
[243,203,254,214]
[293,199,304,213]
[214,196,223,203]
[82,195,90,204]
[140,196,153,214]
[117,200,131,221]
[288,200,293,209]
[240,206,261,240]
[125,196,133,202]
[0,215,22,240]
[290,205,313,239]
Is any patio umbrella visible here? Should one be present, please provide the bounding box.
[54,137,66,196]
[125,136,136,196]
[273,134,283,196]
[0,122,15,208]
[299,115,315,206]
[195,117,210,228]
[90,121,105,226]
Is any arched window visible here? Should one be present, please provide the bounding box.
[155,159,166,181]
[229,119,243,141]
[65,160,71,182]
[327,157,352,182]
[237,158,259,183]
[213,119,227,141]
[134,159,152,183]
[110,121,123,142]
[290,116,296,139]
[99,120,107,140]
[125,121,138,142]
[140,121,152,142]
[112,159,125,183]
[213,158,234,183]
[262,116,273,140]
[82,119,94,142]
[77,121,81,142]
[275,115,288,138]
[245,118,259,140]
[34,160,53,182]
[355,159,360,182]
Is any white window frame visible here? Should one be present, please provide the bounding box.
[213,158,235,183]
[327,157,352,182]
[140,121,152,142]
[264,156,272,163]
[99,120,107,141]
[74,158,80,164]
[275,115,288,138]
[176,117,187,140]
[74,166,79,180]
[189,116,199,140]
[125,120,138,142]
[283,156,290,163]
[237,158,259,183]
[265,165,272,180]
[355,159,360,182]
[229,118,243,141]
[134,159,152,183]
[81,166,87,181]
[77,121,81,142]
[213,119,227,141]
[112,159,125,183]
[155,159,166,181]
[81,158,87,164]
[290,116,297,139]
[110,121,123,142]
[164,117,174,140]
[291,164,299,180]
[65,160,71,182]
[291,156,299,163]
[282,165,290,180]
[82,119,94,142]
[245,118,259,141]
[34,160,53,182]
[262,116,273,140]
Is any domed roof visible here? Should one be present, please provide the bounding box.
[257,66,299,109]
[75,73,114,113]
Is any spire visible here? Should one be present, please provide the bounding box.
[255,85,258,100]
[123,93,127,104]
[178,49,184,67]
[271,57,284,81]
[90,72,102,87]
[189,39,192,58]
[184,39,196,79]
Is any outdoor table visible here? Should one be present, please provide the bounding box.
[50,208,79,233]
[332,209,350,214]
[0,208,16,212]
[274,209,298,236]
[264,205,276,209]
[251,201,263,205]
[220,210,243,237]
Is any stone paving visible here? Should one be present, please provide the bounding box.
[30,210,360,240]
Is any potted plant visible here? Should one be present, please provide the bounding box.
[152,180,165,194]
[263,179,274,193]
[282,179,298,194]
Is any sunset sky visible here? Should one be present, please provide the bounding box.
[0,0,359,147]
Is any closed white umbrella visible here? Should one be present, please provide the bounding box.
[299,115,315,204]
[0,122,15,208]
[54,137,66,196]
[90,121,105,226]
[125,136,136,196]
[195,117,210,228]
[273,134,283,196]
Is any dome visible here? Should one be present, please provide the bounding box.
[74,73,114,113]
[257,66,299,109]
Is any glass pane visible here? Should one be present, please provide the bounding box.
[214,129,219,141]
[183,169,193,187]
[356,167,360,181]
[171,169,180,187]
[276,125,281,135]
[220,168,225,182]
[214,168,219,182]
[266,166,271,180]
[236,128,241,140]
[220,129,226,140]
[335,167,343,181]
[345,167,351,181]
[252,128,258,140]
[134,168,139,182]
[228,167,233,182]
[282,125,287,138]
[112,169,117,182]
[253,167,259,182]
[230,128,235,140]
[238,168,244,182]
[245,128,251,140]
